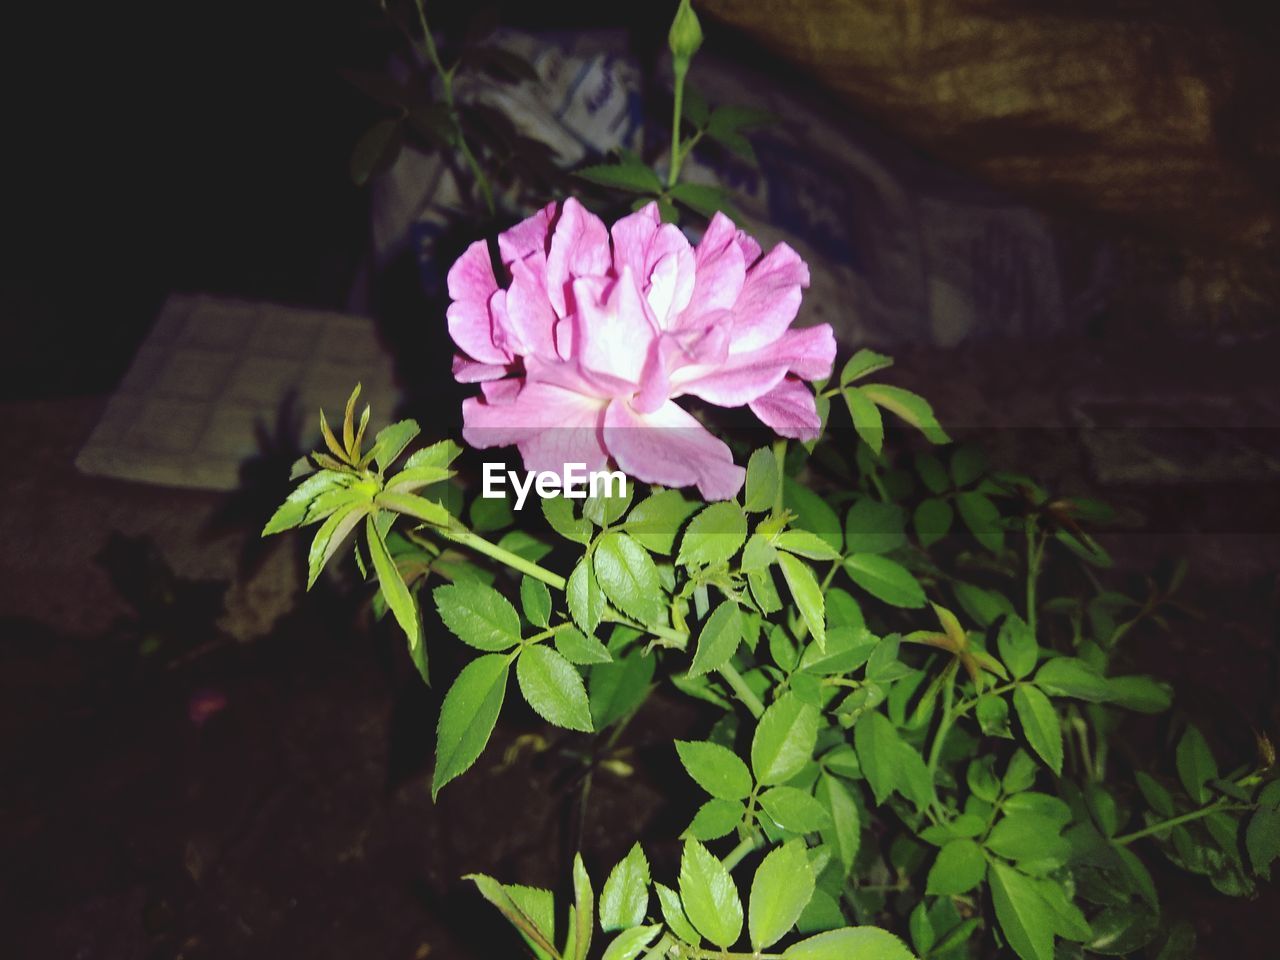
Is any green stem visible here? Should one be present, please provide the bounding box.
[667,59,689,188]
[1112,800,1252,846]
[718,661,765,718]
[720,831,764,871]
[440,526,567,590]
[411,0,494,215]
[1025,516,1042,638]
[927,661,958,778]
[953,680,1020,718]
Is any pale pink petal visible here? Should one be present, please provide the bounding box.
[676,212,746,330]
[546,197,611,316]
[445,241,509,364]
[463,381,608,476]
[748,377,823,440]
[668,323,835,405]
[480,378,522,404]
[502,257,558,359]
[611,205,696,327]
[604,399,745,501]
[573,269,657,387]
[735,229,762,266]
[729,242,809,353]
[452,355,512,382]
[497,201,556,266]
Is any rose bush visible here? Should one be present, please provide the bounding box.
[447,198,835,499]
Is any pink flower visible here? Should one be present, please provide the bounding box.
[447,198,835,500]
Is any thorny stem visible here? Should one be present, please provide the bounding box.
[1025,515,1045,639]
[411,0,494,214]
[927,661,959,779]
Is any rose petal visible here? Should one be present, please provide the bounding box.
[604,399,745,501]
[463,381,609,476]
[497,200,556,267]
[546,197,610,317]
[676,211,746,329]
[729,242,809,353]
[748,377,823,440]
[573,268,657,387]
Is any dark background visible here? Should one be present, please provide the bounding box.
[3,2,1278,958]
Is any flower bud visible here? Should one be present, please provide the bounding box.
[668,0,703,63]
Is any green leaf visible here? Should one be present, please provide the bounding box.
[1106,675,1173,714]
[844,499,906,555]
[589,644,655,728]
[555,626,613,665]
[600,843,651,932]
[843,554,926,608]
[600,925,661,960]
[860,384,950,444]
[955,491,1003,553]
[624,489,700,554]
[777,552,827,647]
[986,814,1069,863]
[520,576,552,628]
[567,557,606,636]
[1013,684,1062,774]
[470,492,514,532]
[976,694,1012,737]
[783,478,843,552]
[669,182,735,219]
[913,497,953,548]
[365,516,422,667]
[516,645,593,732]
[749,840,815,950]
[307,501,366,587]
[679,840,744,948]
[576,160,663,194]
[595,532,665,624]
[657,881,701,945]
[433,654,509,796]
[676,739,754,800]
[1002,792,1071,827]
[583,479,634,527]
[775,530,841,561]
[434,579,522,651]
[370,419,420,471]
[1175,725,1217,804]
[541,495,593,544]
[1035,657,1110,702]
[854,711,900,805]
[843,388,885,454]
[1114,844,1159,909]
[998,615,1038,680]
[679,502,748,567]
[1003,750,1038,793]
[688,600,743,678]
[782,926,916,959]
[950,446,986,488]
[989,862,1055,960]
[926,839,986,896]
[759,786,832,833]
[1246,789,1280,879]
[465,874,559,959]
[685,797,746,841]
[752,694,821,786]
[263,470,351,534]
[817,774,861,872]
[1136,772,1175,817]
[571,854,594,960]
[744,448,781,512]
[350,118,402,187]
[840,349,894,385]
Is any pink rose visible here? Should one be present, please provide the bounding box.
[446,198,835,500]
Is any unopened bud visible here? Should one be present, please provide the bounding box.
[668,0,704,63]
